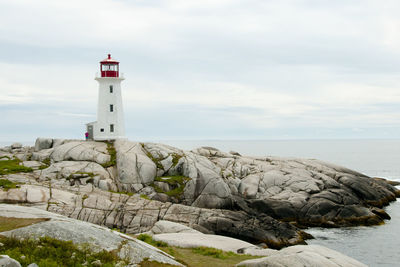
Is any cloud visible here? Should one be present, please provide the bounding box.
[0,0,400,141]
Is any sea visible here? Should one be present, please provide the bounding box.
[2,139,399,266]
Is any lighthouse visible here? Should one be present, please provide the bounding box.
[86,54,125,140]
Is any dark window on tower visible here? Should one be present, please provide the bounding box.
[110,124,114,133]
[100,128,104,132]
[110,104,114,112]
[110,85,113,93]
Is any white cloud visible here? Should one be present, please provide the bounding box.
[0,0,400,140]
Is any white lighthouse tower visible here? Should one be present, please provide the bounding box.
[86,54,125,140]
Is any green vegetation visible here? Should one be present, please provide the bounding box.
[139,258,179,267]
[140,194,150,200]
[137,234,168,247]
[171,153,182,167]
[102,142,116,168]
[0,216,49,232]
[140,144,183,171]
[38,158,51,170]
[0,179,23,191]
[41,158,51,166]
[151,175,191,200]
[0,159,33,175]
[0,235,126,267]
[141,144,164,170]
[137,234,261,267]
[191,246,236,259]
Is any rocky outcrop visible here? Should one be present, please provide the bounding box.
[236,244,367,267]
[138,143,398,227]
[1,138,399,247]
[0,175,308,249]
[0,204,183,266]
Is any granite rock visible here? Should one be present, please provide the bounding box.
[0,255,21,267]
[0,204,182,266]
[236,244,367,267]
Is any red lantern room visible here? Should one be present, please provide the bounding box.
[100,54,119,77]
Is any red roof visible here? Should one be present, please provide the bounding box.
[100,54,119,64]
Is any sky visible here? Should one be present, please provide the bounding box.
[1,0,400,143]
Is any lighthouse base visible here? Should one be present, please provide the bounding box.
[86,121,125,141]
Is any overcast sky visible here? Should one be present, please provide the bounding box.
[1,0,400,143]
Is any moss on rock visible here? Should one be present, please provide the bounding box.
[0,159,33,175]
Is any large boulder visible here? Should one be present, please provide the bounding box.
[39,161,109,180]
[0,204,183,266]
[114,140,157,190]
[0,255,21,267]
[34,138,53,151]
[50,141,110,165]
[236,244,367,267]
[143,143,233,209]
[148,220,201,235]
[153,233,258,253]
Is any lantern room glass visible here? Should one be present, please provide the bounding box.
[102,64,118,71]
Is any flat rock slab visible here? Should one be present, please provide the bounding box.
[149,220,201,235]
[153,233,257,253]
[236,244,367,267]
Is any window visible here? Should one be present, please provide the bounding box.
[100,128,104,132]
[110,85,113,93]
[102,64,111,71]
[110,124,114,133]
[110,104,114,112]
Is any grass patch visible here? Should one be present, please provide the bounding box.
[140,194,150,200]
[139,258,179,267]
[137,234,168,247]
[0,179,23,191]
[101,142,116,168]
[141,144,164,170]
[0,235,126,267]
[168,247,260,267]
[41,158,51,166]
[136,235,261,267]
[191,246,236,259]
[0,217,49,232]
[151,176,191,200]
[0,159,33,175]
[171,153,182,167]
[38,165,49,170]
